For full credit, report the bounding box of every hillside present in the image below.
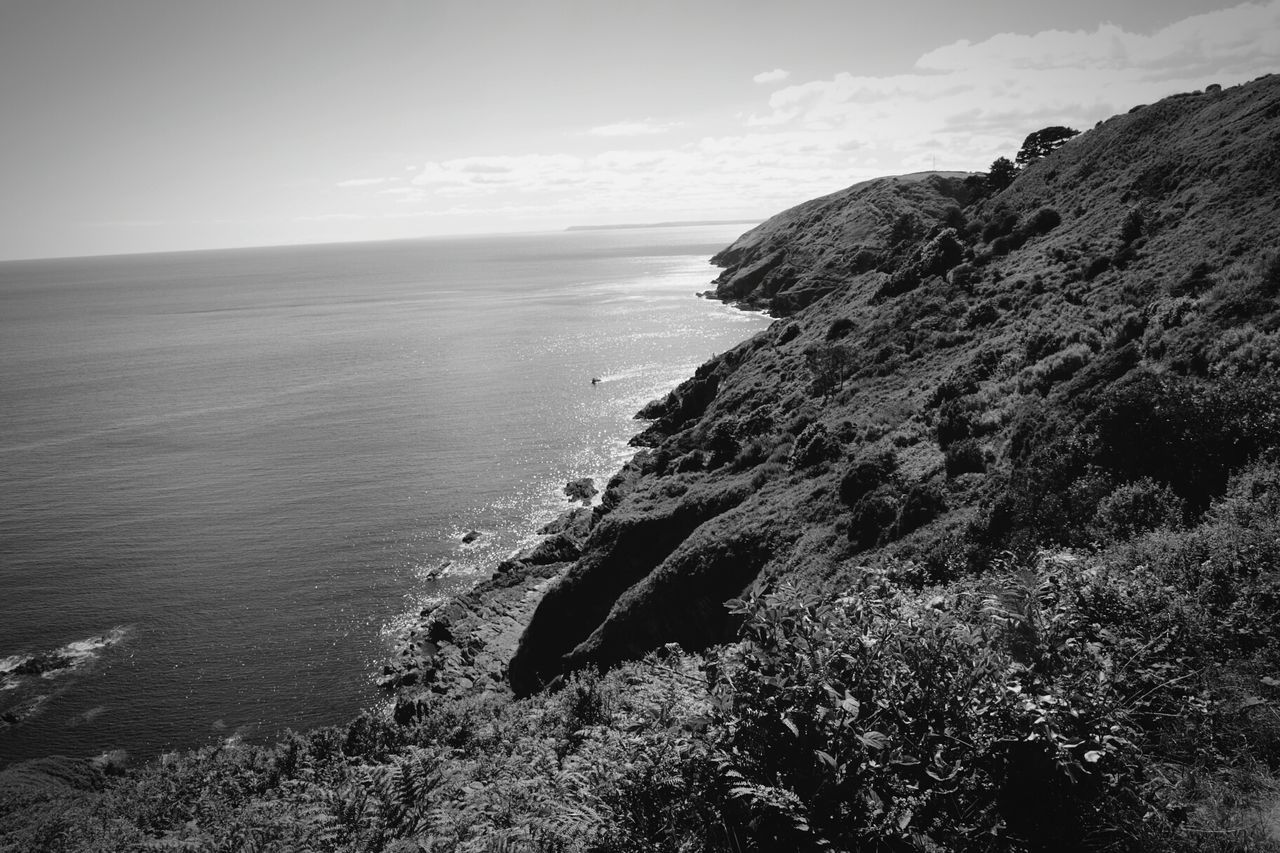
[507,73,1280,696]
[5,74,1280,852]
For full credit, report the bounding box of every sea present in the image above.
[0,225,771,769]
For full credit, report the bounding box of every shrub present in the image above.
[1083,255,1111,281]
[838,449,897,506]
[935,398,975,448]
[944,438,986,478]
[1021,342,1092,393]
[990,232,1025,256]
[709,577,1144,852]
[731,437,770,471]
[675,450,706,473]
[848,486,899,549]
[963,300,999,328]
[894,482,946,536]
[705,420,740,468]
[949,262,979,290]
[1089,477,1185,542]
[1021,207,1062,238]
[790,422,837,469]
[825,317,855,340]
[1168,261,1214,297]
[1119,207,1144,244]
[804,342,855,397]
[982,212,1018,242]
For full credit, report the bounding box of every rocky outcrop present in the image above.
[507,479,754,696]
[563,477,597,504]
[385,507,596,716]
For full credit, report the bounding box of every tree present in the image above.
[986,156,1017,192]
[804,342,855,398]
[1015,126,1080,167]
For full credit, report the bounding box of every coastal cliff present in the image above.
[505,74,1280,697]
[8,74,1280,852]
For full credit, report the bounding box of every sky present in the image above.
[0,0,1277,260]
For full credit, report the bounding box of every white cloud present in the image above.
[753,68,791,84]
[336,177,389,188]
[588,119,682,137]
[294,212,368,222]
[746,1,1280,173]
[389,3,1279,228]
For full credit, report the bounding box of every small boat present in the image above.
[590,377,600,385]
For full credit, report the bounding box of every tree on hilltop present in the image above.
[986,156,1017,192]
[1016,125,1080,167]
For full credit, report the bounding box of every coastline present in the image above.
[382,331,753,715]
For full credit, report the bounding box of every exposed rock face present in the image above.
[506,75,1280,697]
[507,478,756,695]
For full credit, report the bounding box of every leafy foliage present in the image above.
[1016,126,1080,167]
[987,157,1018,192]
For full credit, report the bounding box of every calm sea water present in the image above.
[0,226,770,768]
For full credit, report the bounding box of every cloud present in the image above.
[588,119,682,137]
[336,177,389,188]
[753,68,791,84]
[294,212,368,222]
[918,3,1280,76]
[746,0,1280,172]
[388,3,1279,229]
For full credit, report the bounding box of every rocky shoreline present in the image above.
[383,460,648,717]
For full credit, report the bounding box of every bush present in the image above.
[894,482,946,536]
[949,262,979,290]
[1119,207,1144,244]
[1089,477,1184,542]
[825,317,856,340]
[963,300,999,328]
[944,438,986,478]
[705,420,740,468]
[936,398,975,448]
[838,449,897,506]
[1084,255,1111,281]
[982,212,1018,242]
[804,342,855,397]
[709,578,1145,851]
[848,487,899,549]
[790,422,837,469]
[1021,207,1062,238]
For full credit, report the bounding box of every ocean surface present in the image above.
[0,226,771,768]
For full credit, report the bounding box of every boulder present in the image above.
[563,477,598,504]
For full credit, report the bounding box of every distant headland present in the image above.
[565,219,760,232]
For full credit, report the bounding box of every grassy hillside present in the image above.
[6,75,1280,852]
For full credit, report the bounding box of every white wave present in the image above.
[0,626,131,684]
[51,626,130,673]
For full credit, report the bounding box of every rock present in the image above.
[461,530,482,544]
[90,750,129,776]
[14,652,73,677]
[538,507,593,538]
[564,477,598,504]
[523,533,582,565]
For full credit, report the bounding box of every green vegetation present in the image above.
[1016,126,1080,167]
[9,467,1280,849]
[7,76,1280,852]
